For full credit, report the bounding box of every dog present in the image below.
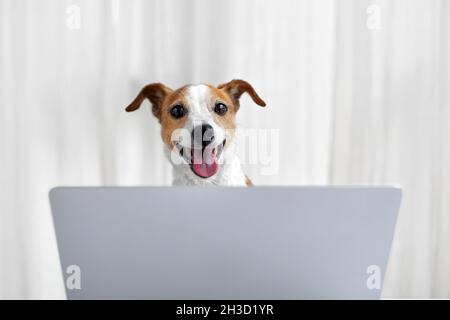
[125,79,266,186]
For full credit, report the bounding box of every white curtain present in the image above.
[0,0,448,299]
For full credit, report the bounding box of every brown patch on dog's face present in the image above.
[158,86,190,148]
[126,84,190,149]
[206,85,237,133]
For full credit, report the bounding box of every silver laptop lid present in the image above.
[49,186,401,299]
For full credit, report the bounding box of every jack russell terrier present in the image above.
[125,79,266,186]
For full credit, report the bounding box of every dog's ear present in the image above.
[125,83,173,119]
[218,79,266,110]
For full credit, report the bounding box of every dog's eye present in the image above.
[214,102,228,115]
[170,105,186,119]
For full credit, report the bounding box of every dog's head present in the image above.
[125,80,266,179]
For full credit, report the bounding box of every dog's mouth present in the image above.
[176,139,226,178]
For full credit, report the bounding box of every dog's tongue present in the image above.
[192,149,219,178]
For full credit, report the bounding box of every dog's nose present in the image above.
[192,123,214,148]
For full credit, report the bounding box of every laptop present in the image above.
[49,186,401,299]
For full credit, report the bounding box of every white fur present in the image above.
[180,85,226,148]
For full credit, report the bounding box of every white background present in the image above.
[0,0,449,299]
